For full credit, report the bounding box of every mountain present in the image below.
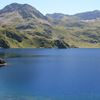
[0,3,49,26]
[47,11,100,48]
[47,10,100,21]
[0,3,70,48]
[46,13,68,20]
[74,10,100,20]
[0,3,46,19]
[0,3,100,48]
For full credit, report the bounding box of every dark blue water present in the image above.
[0,48,100,100]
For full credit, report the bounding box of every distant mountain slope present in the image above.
[47,10,100,21]
[46,13,68,20]
[47,11,100,48]
[74,10,100,20]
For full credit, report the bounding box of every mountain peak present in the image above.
[0,3,24,13]
[0,3,46,19]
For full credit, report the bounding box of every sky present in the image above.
[0,0,100,15]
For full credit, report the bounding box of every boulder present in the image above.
[0,58,6,66]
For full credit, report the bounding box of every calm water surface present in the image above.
[0,48,100,100]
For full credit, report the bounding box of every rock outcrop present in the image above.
[53,40,70,48]
[0,39,10,48]
[0,58,6,66]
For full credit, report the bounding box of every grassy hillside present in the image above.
[47,14,100,48]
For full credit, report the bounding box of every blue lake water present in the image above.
[0,48,100,100]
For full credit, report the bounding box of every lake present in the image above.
[0,48,100,100]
